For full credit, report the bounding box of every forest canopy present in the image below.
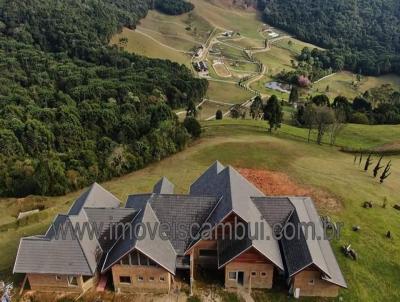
[155,0,195,15]
[263,0,400,76]
[0,0,206,197]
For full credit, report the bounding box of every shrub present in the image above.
[351,112,370,124]
[187,296,201,302]
[183,117,201,138]
[216,110,223,120]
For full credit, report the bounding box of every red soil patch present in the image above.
[238,168,342,213]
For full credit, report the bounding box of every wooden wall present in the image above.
[190,240,217,280]
[291,269,340,297]
[224,248,274,289]
[112,264,171,294]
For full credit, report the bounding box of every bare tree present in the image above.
[373,155,384,178]
[380,161,392,184]
[303,103,317,143]
[330,109,347,146]
[315,106,335,145]
[364,153,373,171]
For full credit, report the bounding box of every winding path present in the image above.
[134,28,191,54]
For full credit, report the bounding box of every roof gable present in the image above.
[153,177,174,194]
[282,197,347,288]
[102,204,177,274]
[68,183,120,215]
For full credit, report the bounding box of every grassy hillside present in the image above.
[110,27,191,66]
[1,119,400,301]
[251,38,400,100]
[205,81,254,103]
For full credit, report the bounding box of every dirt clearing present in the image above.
[238,168,342,213]
[213,62,232,77]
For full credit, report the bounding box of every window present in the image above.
[130,251,139,265]
[228,272,237,280]
[121,254,130,265]
[68,276,78,287]
[137,276,144,282]
[149,276,155,282]
[199,249,217,257]
[159,276,166,282]
[119,276,131,284]
[139,253,148,266]
[251,272,257,277]
[55,275,61,281]
[261,272,267,278]
[309,279,315,286]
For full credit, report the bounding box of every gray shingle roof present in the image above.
[218,234,252,268]
[153,177,174,194]
[252,197,294,234]
[14,184,121,276]
[84,207,138,252]
[13,214,98,276]
[102,204,177,274]
[145,195,219,255]
[188,162,284,270]
[287,197,347,288]
[68,183,121,215]
[125,194,153,210]
[280,210,313,276]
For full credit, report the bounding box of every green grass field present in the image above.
[110,28,191,66]
[273,37,324,55]
[190,0,265,40]
[2,119,399,301]
[197,101,232,120]
[206,81,254,104]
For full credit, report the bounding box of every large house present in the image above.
[13,161,347,298]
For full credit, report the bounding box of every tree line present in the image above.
[0,0,206,197]
[292,85,400,126]
[155,0,194,15]
[261,0,400,76]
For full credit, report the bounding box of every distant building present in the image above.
[194,46,204,57]
[193,61,208,73]
[222,31,234,37]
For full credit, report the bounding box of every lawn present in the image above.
[139,10,213,44]
[205,81,254,104]
[197,101,232,120]
[222,37,265,50]
[190,0,265,40]
[1,119,400,301]
[254,47,295,75]
[109,28,191,66]
[273,37,324,55]
[206,119,400,150]
[137,27,201,51]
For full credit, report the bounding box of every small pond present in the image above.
[265,81,291,93]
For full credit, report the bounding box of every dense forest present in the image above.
[262,0,400,76]
[0,0,205,197]
[155,0,194,15]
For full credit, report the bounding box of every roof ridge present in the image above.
[146,203,177,257]
[303,197,333,278]
[289,197,331,278]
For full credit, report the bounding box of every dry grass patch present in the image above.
[238,168,342,213]
[213,62,232,77]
